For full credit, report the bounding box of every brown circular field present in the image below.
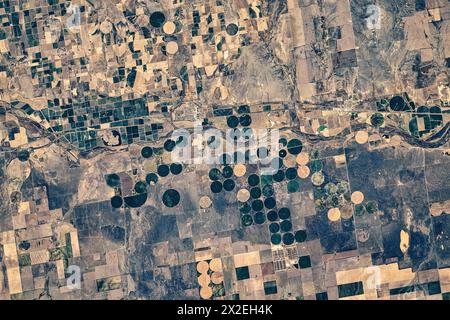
[136,15,149,27]
[237,189,250,202]
[200,286,213,299]
[100,21,113,34]
[209,258,222,272]
[163,21,176,34]
[166,41,179,55]
[340,204,354,220]
[311,171,324,186]
[355,131,369,144]
[296,152,310,166]
[351,191,364,204]
[198,274,211,287]
[199,196,212,209]
[211,272,224,285]
[297,165,310,179]
[284,155,297,167]
[196,260,209,274]
[233,164,246,177]
[390,135,402,146]
[327,208,341,222]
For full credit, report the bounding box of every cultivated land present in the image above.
[0,0,449,300]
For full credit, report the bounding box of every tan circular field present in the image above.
[296,152,310,166]
[136,15,149,27]
[199,196,212,209]
[233,164,246,177]
[200,286,213,299]
[297,165,310,179]
[390,135,402,146]
[351,191,364,204]
[209,258,222,272]
[198,274,211,287]
[327,208,341,222]
[196,260,209,274]
[166,41,179,55]
[237,189,250,202]
[100,21,113,34]
[284,155,297,168]
[163,21,176,34]
[355,131,369,144]
[340,204,354,220]
[311,171,324,186]
[211,272,224,285]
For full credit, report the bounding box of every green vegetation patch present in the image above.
[146,173,158,185]
[18,150,30,162]
[389,95,407,111]
[251,199,263,211]
[287,139,303,155]
[354,204,366,216]
[254,212,266,225]
[298,256,311,269]
[96,276,122,292]
[162,189,180,207]
[267,210,278,222]
[124,193,147,208]
[209,168,222,181]
[105,174,121,188]
[223,179,235,191]
[226,115,239,128]
[111,196,123,208]
[270,233,281,245]
[282,232,295,245]
[241,214,253,227]
[365,201,379,214]
[370,113,385,127]
[248,174,260,187]
[269,222,280,233]
[134,181,147,194]
[287,180,300,193]
[338,281,364,298]
[262,184,274,197]
[18,253,31,267]
[264,280,278,295]
[278,208,290,220]
[235,266,250,280]
[150,11,166,28]
[65,233,73,258]
[226,23,239,36]
[295,230,307,243]
[210,181,223,193]
[141,147,153,158]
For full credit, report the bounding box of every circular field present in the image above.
[162,189,180,207]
